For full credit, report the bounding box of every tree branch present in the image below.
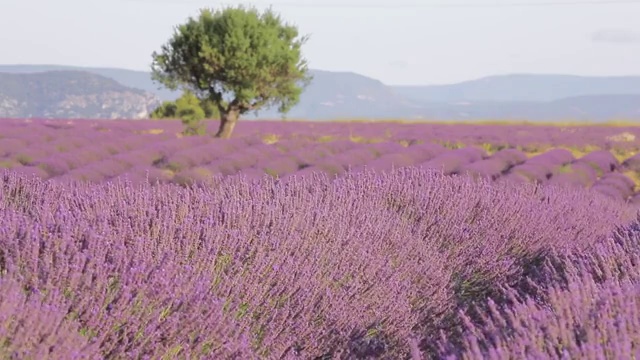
[242,98,268,113]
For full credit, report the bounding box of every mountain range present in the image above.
[0,70,160,119]
[1,64,639,122]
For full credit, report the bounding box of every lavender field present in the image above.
[2,118,640,359]
[2,119,640,201]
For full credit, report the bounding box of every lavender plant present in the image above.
[0,167,630,358]
[437,215,640,360]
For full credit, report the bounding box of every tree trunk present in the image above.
[215,110,239,139]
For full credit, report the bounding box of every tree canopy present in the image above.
[150,91,220,135]
[151,5,311,138]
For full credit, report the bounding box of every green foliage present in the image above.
[151,91,215,136]
[175,91,206,136]
[200,98,219,119]
[0,160,17,169]
[14,154,34,166]
[151,5,311,138]
[150,101,178,119]
[558,164,574,174]
[151,91,220,120]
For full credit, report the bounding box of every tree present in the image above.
[150,91,217,135]
[150,101,178,119]
[174,91,207,135]
[152,91,220,121]
[199,98,220,119]
[151,6,311,139]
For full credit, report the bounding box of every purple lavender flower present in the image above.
[576,150,619,175]
[420,147,487,175]
[459,158,511,180]
[622,153,640,172]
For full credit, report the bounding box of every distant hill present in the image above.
[1,64,639,121]
[257,69,421,120]
[0,65,418,120]
[0,65,413,117]
[0,71,161,119]
[392,74,640,103]
[0,64,181,102]
[408,94,640,121]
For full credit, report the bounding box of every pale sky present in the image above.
[1,0,639,85]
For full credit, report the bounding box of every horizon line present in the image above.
[1,62,640,86]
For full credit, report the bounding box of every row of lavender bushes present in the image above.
[3,119,640,152]
[0,168,638,359]
[0,119,640,169]
[3,120,640,206]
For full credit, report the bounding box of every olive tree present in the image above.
[151,6,311,138]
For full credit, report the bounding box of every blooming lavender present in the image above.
[0,166,632,358]
[622,153,640,171]
[0,277,101,359]
[488,148,528,166]
[438,277,640,360]
[508,149,575,183]
[437,215,640,360]
[419,147,487,175]
[576,150,620,176]
[1,118,640,358]
[459,159,511,180]
[591,172,636,201]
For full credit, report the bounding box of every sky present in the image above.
[1,0,639,85]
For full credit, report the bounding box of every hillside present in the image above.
[0,64,181,102]
[392,74,640,103]
[256,69,421,120]
[0,71,161,119]
[0,65,417,120]
[1,65,640,121]
[406,94,640,121]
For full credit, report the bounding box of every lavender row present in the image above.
[437,215,640,359]
[3,118,640,151]
[6,146,640,205]
[0,168,631,358]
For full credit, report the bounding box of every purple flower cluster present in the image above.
[576,150,620,176]
[591,172,636,201]
[0,277,101,358]
[622,152,640,172]
[437,215,640,359]
[459,149,528,180]
[2,119,640,201]
[0,168,634,358]
[6,118,639,152]
[507,149,575,183]
[548,165,596,190]
[419,147,487,175]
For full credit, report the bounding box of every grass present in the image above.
[0,160,17,169]
[261,133,280,144]
[516,144,548,158]
[479,142,509,155]
[557,164,574,174]
[316,135,335,143]
[623,170,640,192]
[438,140,467,150]
[612,148,638,163]
[584,162,605,178]
[348,134,387,144]
[14,154,34,166]
[136,128,165,135]
[557,145,601,159]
